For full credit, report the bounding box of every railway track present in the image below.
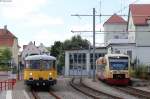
[115,86,150,99]
[31,88,61,99]
[31,89,40,99]
[70,78,122,99]
[49,90,61,99]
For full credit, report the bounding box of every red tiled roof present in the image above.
[104,13,127,24]
[130,4,150,26]
[0,29,15,47]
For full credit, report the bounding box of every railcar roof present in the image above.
[25,55,56,60]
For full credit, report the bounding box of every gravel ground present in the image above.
[133,86,150,92]
[38,92,55,99]
[83,78,137,99]
[13,77,91,99]
[4,77,150,99]
[51,77,92,99]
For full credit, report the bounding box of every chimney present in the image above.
[4,25,7,34]
[34,41,35,45]
[4,25,7,30]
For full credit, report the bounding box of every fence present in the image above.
[0,79,16,91]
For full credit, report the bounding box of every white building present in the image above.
[106,4,150,65]
[65,47,106,76]
[103,13,128,45]
[21,42,50,65]
[21,42,40,64]
[38,43,50,55]
[127,4,150,65]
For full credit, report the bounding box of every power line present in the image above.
[71,14,150,17]
[116,0,140,14]
[71,30,150,33]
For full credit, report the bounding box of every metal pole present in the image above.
[88,44,91,78]
[81,53,82,80]
[77,50,78,77]
[93,8,96,81]
[73,53,75,77]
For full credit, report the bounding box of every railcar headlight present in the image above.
[29,72,32,76]
[49,72,52,76]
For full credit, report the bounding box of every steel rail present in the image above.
[70,78,122,99]
[31,90,40,99]
[49,91,61,99]
[115,86,150,99]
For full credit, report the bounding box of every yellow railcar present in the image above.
[24,55,57,86]
[96,54,130,85]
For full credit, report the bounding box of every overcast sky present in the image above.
[0,0,150,49]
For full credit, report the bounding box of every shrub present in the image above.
[131,64,149,79]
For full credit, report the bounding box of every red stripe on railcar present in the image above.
[105,78,130,85]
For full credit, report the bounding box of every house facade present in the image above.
[103,14,128,45]
[0,25,20,67]
[38,43,50,55]
[127,4,150,65]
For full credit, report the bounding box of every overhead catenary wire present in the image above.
[71,30,150,33]
[116,0,140,14]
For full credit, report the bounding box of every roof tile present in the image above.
[104,13,127,24]
[130,4,150,25]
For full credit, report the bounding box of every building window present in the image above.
[114,35,119,39]
[90,53,105,69]
[127,50,132,59]
[114,49,120,54]
[69,54,73,69]
[69,53,86,70]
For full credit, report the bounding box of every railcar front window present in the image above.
[109,57,128,70]
[43,60,54,69]
[30,60,40,69]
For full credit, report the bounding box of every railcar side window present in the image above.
[25,60,30,68]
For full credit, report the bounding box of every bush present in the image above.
[131,64,149,79]
[0,65,11,71]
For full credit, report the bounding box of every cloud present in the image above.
[32,29,74,46]
[0,0,63,27]
[1,0,48,19]
[26,14,64,27]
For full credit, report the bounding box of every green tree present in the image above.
[2,48,12,60]
[0,48,12,70]
[50,35,90,74]
[63,35,90,50]
[50,41,63,58]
